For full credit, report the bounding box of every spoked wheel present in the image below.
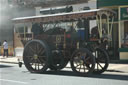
[49,51,69,70]
[92,48,109,74]
[23,40,50,73]
[70,48,95,76]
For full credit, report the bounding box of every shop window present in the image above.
[122,21,128,48]
[17,27,27,33]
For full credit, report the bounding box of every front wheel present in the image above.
[70,48,95,76]
[92,48,109,74]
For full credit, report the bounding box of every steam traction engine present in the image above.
[13,8,115,76]
[23,27,95,75]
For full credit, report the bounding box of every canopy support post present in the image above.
[110,16,114,35]
[24,24,26,41]
[96,15,100,38]
[99,14,102,38]
[107,15,110,36]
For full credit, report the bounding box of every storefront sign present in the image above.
[97,0,128,8]
[121,7,128,20]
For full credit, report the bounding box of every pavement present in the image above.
[0,56,19,64]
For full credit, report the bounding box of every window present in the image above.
[122,21,128,48]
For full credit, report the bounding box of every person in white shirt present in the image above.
[3,40,8,57]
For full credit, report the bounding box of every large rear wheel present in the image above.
[23,40,50,73]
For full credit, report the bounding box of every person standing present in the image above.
[3,40,8,58]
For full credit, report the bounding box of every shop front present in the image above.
[118,6,128,60]
[97,0,128,61]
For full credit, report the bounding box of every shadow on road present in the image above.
[106,69,125,73]
[38,70,128,81]
[0,64,13,68]
[91,73,128,81]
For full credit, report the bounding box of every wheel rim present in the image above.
[23,40,49,73]
[71,48,95,75]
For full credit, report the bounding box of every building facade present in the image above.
[0,0,14,55]
[0,0,35,56]
[97,0,128,61]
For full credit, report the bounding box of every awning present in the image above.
[12,8,116,23]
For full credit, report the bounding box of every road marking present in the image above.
[0,79,28,84]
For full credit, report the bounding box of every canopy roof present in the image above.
[12,8,116,23]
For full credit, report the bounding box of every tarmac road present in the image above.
[0,62,128,85]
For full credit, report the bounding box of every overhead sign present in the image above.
[120,7,128,20]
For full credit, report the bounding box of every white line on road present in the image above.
[0,79,28,84]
